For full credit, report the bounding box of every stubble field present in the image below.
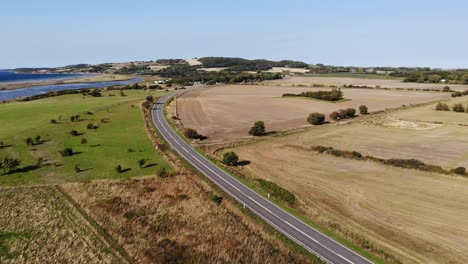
[176,85,450,141]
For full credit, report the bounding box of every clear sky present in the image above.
[1,0,467,69]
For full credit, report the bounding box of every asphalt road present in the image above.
[152,90,374,264]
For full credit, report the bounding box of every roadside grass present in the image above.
[0,186,127,263]
[0,89,172,186]
[161,96,383,264]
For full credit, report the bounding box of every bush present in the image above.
[59,148,73,157]
[89,90,101,97]
[184,128,201,139]
[70,130,79,136]
[345,108,356,117]
[442,86,451,92]
[146,95,154,102]
[222,151,239,166]
[210,194,223,205]
[307,112,325,125]
[248,121,266,136]
[50,119,58,124]
[156,167,169,178]
[87,123,98,130]
[435,102,449,111]
[282,89,343,101]
[115,165,123,173]
[25,137,34,146]
[81,138,87,144]
[329,111,340,121]
[359,105,368,115]
[452,167,466,175]
[453,103,465,112]
[138,159,146,168]
[257,179,296,205]
[451,91,462,97]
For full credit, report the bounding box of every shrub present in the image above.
[81,138,87,144]
[307,112,325,125]
[359,105,368,115]
[435,102,449,111]
[70,130,79,136]
[156,167,168,178]
[453,103,465,112]
[59,148,73,157]
[452,167,466,175]
[451,91,462,97]
[184,128,201,139]
[50,119,58,124]
[442,86,451,92]
[329,111,340,121]
[115,165,123,173]
[248,121,266,136]
[25,137,34,146]
[146,95,154,102]
[89,90,101,97]
[87,123,98,129]
[210,194,223,205]
[74,165,81,173]
[257,179,296,205]
[138,159,146,168]
[222,151,239,166]
[345,108,356,117]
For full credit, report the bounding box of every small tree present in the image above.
[442,86,451,92]
[70,116,76,122]
[120,90,125,96]
[138,159,146,168]
[59,148,74,157]
[307,113,325,125]
[184,128,201,139]
[248,121,266,136]
[453,103,465,113]
[74,165,81,173]
[25,137,34,146]
[146,95,154,102]
[210,194,223,205]
[1,157,21,174]
[81,138,88,144]
[222,151,239,166]
[359,105,368,115]
[36,157,44,168]
[70,130,79,136]
[115,165,123,173]
[34,135,41,143]
[50,119,58,124]
[345,108,356,117]
[435,102,449,111]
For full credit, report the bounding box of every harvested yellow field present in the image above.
[176,85,450,141]
[231,123,468,263]
[265,76,468,90]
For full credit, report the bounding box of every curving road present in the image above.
[152,90,374,264]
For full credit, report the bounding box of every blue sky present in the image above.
[1,0,467,68]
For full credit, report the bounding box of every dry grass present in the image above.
[176,85,449,141]
[264,76,468,90]
[266,67,310,73]
[185,59,202,66]
[62,174,310,264]
[0,186,127,263]
[229,120,468,263]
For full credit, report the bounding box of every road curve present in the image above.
[152,90,374,264]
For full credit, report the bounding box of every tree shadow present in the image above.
[145,163,157,168]
[236,160,251,166]
[263,131,277,136]
[2,163,51,175]
[33,139,51,146]
[199,135,209,140]
[0,144,12,149]
[90,144,101,148]
[121,168,132,173]
[77,168,93,172]
[70,151,83,156]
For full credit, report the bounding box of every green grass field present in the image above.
[0,89,172,186]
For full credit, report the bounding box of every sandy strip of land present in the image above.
[0,74,132,90]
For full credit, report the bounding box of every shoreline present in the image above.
[0,73,133,90]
